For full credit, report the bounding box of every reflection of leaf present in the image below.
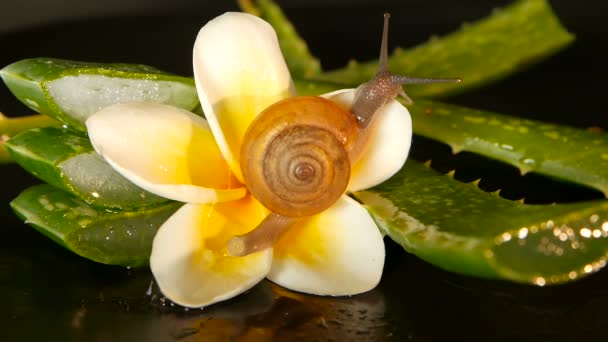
[311,0,574,98]
[355,161,608,285]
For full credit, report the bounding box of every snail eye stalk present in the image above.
[351,13,461,127]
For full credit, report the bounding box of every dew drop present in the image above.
[580,228,592,238]
[590,214,600,224]
[521,158,536,167]
[145,281,153,296]
[518,227,528,239]
[534,277,546,286]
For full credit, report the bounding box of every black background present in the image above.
[1,0,608,341]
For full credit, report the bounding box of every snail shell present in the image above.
[240,96,360,217]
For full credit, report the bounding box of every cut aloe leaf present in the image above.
[0,113,59,164]
[355,161,608,285]
[11,184,180,267]
[238,0,322,78]
[408,99,608,196]
[311,0,574,98]
[0,58,199,131]
[4,127,168,210]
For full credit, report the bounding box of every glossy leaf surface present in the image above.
[0,58,199,131]
[5,127,168,210]
[0,113,59,163]
[408,99,608,196]
[355,161,608,285]
[11,184,181,267]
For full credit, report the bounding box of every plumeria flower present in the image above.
[86,12,412,308]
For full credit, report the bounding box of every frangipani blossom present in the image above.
[86,12,413,308]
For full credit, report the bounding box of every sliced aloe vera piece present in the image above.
[11,184,180,267]
[0,113,59,163]
[4,127,167,210]
[238,0,322,78]
[311,0,574,98]
[355,161,608,285]
[408,99,608,196]
[0,58,199,131]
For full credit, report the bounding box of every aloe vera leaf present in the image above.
[6,78,606,201]
[355,160,608,285]
[294,78,608,196]
[4,127,168,210]
[0,113,59,163]
[11,184,180,267]
[408,99,608,196]
[0,58,199,131]
[238,0,322,78]
[311,0,574,98]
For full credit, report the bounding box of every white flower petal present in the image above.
[268,195,385,296]
[150,197,272,308]
[86,102,245,204]
[193,12,295,181]
[323,89,412,192]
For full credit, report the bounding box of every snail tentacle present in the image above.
[227,213,296,257]
[351,13,461,127]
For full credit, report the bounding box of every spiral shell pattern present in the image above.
[240,96,358,217]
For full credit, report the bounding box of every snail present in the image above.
[227,13,460,257]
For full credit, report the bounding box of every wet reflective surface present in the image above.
[2,1,608,340]
[5,207,608,340]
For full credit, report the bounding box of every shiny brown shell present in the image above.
[240,96,359,217]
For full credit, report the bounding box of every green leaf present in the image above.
[409,99,608,196]
[0,113,59,164]
[0,58,199,131]
[311,0,574,98]
[294,79,608,197]
[10,184,180,267]
[4,127,168,210]
[355,160,608,285]
[238,0,322,78]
